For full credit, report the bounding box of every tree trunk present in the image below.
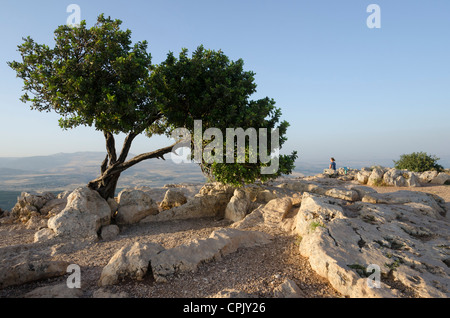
[88,171,121,200]
[87,131,180,200]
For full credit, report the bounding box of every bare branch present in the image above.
[89,140,180,185]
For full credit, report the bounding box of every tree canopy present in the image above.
[394,152,443,173]
[150,46,297,186]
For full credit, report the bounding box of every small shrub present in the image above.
[294,235,303,246]
[371,178,385,187]
[393,152,443,173]
[385,257,404,272]
[310,221,325,232]
[347,264,370,278]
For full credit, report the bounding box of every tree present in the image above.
[393,152,443,172]
[150,46,298,186]
[8,15,297,199]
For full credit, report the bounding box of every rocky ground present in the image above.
[0,214,340,298]
[0,170,448,299]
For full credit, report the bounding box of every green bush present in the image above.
[393,152,443,173]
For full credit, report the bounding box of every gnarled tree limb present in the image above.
[88,140,180,187]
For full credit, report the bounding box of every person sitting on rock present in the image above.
[329,158,336,171]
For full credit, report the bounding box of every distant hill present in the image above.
[0,152,207,210]
[0,152,206,191]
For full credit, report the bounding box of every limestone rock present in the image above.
[383,168,408,187]
[367,168,385,186]
[34,228,57,243]
[141,183,234,223]
[294,193,345,236]
[231,207,264,229]
[47,187,111,240]
[25,215,48,230]
[107,198,119,215]
[100,224,120,241]
[224,189,251,222]
[255,189,278,203]
[100,228,271,285]
[0,260,69,289]
[116,189,159,225]
[405,171,420,187]
[356,170,371,184]
[278,180,326,195]
[418,171,439,183]
[349,185,377,199]
[99,242,165,286]
[151,228,272,282]
[196,183,235,218]
[40,198,67,216]
[323,169,338,177]
[361,190,446,217]
[294,189,449,298]
[48,210,100,241]
[160,189,188,210]
[57,190,72,200]
[325,188,359,202]
[431,172,450,185]
[260,197,293,229]
[11,192,57,221]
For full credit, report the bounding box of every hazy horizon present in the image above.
[0,150,448,211]
[1,150,448,172]
[1,1,449,166]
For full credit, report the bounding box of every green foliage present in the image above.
[385,257,404,272]
[369,177,385,187]
[310,221,325,232]
[393,152,443,172]
[150,46,298,186]
[294,235,303,246]
[347,264,370,278]
[8,15,156,134]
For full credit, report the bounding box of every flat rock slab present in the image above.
[152,228,272,282]
[294,191,449,298]
[100,228,272,285]
[0,260,70,289]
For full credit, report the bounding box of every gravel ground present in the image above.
[0,216,341,298]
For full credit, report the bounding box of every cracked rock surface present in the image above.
[291,184,449,298]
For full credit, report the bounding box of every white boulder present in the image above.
[46,187,111,240]
[224,189,251,222]
[116,189,159,225]
[431,172,450,185]
[160,189,188,210]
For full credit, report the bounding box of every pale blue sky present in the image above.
[0,0,449,169]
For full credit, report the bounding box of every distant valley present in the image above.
[0,152,207,210]
[0,152,434,211]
